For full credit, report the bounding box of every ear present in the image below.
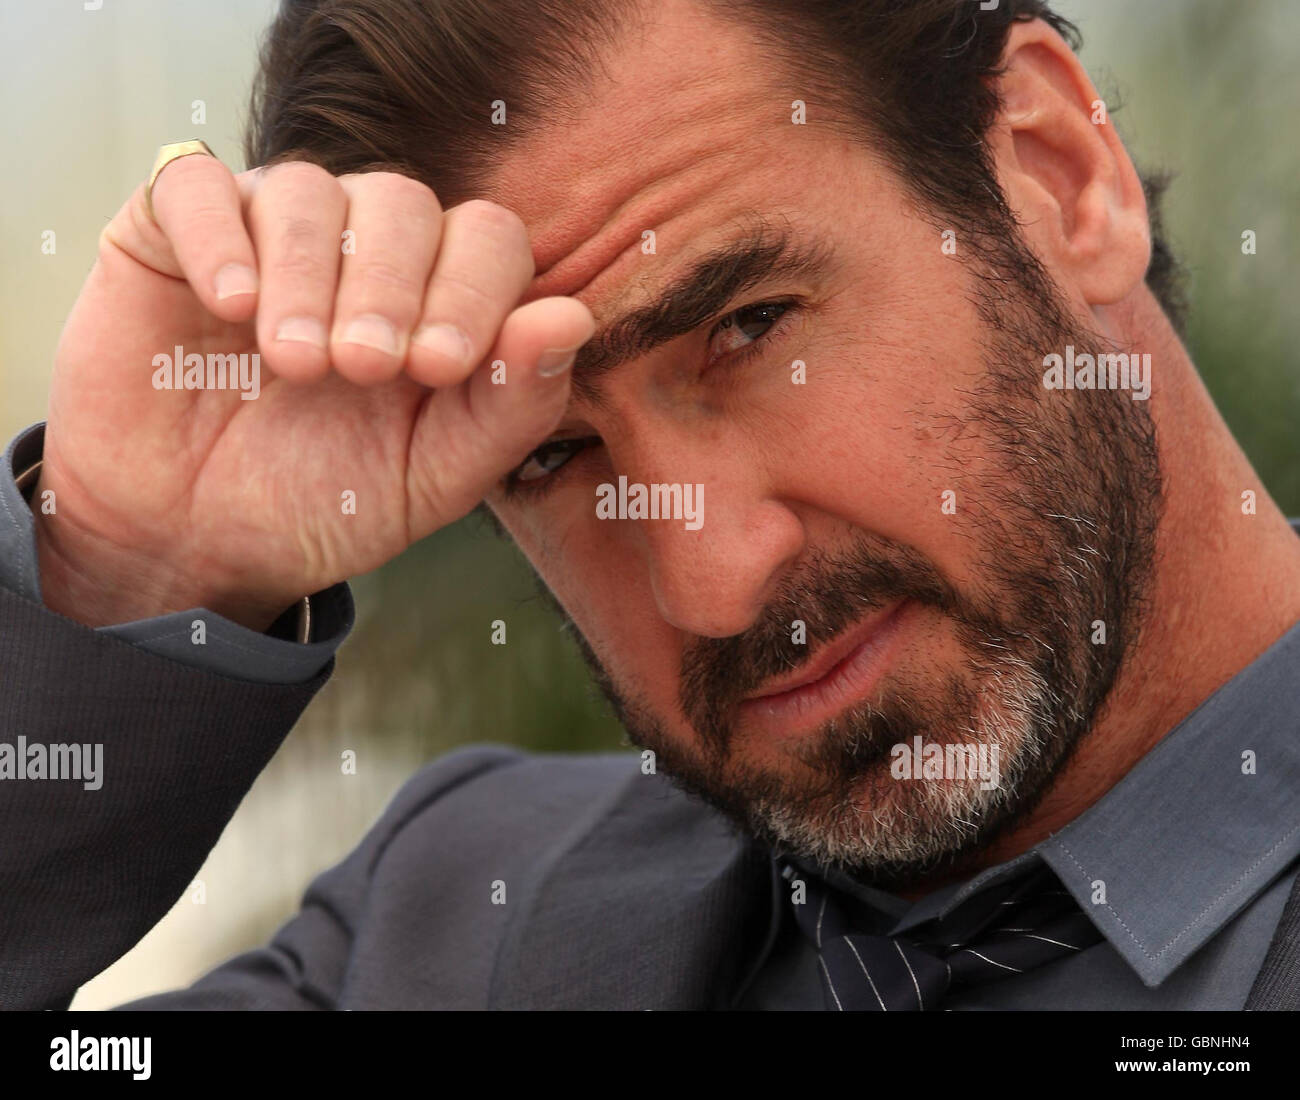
[985,19,1151,307]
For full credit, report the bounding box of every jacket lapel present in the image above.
[487,768,773,1009]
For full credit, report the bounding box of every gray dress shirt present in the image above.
[4,419,1298,1009]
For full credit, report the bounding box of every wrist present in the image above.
[28,471,291,633]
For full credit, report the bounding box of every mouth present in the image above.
[736,599,911,737]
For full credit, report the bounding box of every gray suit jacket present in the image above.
[0,582,1296,1010]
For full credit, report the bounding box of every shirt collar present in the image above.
[741,527,1300,993]
[1037,609,1300,986]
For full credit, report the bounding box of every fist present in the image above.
[36,154,594,631]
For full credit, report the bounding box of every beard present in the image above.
[540,233,1163,889]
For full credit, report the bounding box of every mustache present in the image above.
[678,536,964,751]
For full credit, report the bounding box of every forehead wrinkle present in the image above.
[523,138,754,303]
[570,213,836,404]
[493,12,809,300]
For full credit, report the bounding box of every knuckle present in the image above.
[454,199,530,246]
[368,171,442,211]
[274,253,329,284]
[272,218,331,279]
[277,213,324,249]
[348,256,422,300]
[428,267,499,315]
[183,201,238,236]
[263,159,340,197]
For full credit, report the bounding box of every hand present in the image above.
[34,156,592,632]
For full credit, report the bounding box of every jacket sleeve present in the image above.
[113,744,524,1010]
[0,581,336,1010]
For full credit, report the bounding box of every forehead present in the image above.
[477,0,853,312]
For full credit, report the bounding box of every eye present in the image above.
[501,299,798,501]
[706,299,796,367]
[502,435,598,497]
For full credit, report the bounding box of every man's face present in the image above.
[481,1,1159,883]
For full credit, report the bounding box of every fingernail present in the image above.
[412,322,472,368]
[275,316,327,348]
[215,262,258,301]
[339,313,401,356]
[536,346,578,377]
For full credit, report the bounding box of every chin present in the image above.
[726,660,1065,879]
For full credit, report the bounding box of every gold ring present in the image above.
[145,139,217,222]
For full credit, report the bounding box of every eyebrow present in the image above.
[569,218,837,403]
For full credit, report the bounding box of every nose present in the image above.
[617,449,806,639]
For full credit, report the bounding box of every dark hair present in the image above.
[245,0,1187,332]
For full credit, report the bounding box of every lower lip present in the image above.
[736,601,910,738]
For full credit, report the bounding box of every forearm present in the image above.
[0,581,334,1010]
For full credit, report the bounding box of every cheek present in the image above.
[756,290,997,587]
[509,516,688,716]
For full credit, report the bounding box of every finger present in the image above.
[247,162,348,383]
[405,296,597,532]
[406,199,536,388]
[105,154,260,324]
[330,172,443,385]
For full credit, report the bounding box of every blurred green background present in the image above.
[0,0,1296,1007]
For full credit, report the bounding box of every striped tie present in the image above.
[786,863,1103,1011]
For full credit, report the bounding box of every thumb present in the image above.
[404,295,596,535]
